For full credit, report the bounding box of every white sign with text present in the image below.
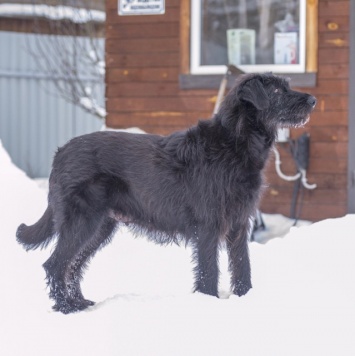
[118,0,165,16]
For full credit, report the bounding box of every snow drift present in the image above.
[1,140,354,356]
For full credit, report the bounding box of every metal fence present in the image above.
[0,31,103,177]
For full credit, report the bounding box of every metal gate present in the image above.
[0,31,103,177]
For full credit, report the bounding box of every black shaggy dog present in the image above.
[17,73,316,314]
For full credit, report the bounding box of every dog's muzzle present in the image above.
[307,95,317,108]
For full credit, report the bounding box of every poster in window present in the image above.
[274,32,298,65]
[227,29,256,66]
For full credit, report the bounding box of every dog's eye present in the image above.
[274,88,281,93]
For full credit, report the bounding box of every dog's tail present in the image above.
[16,205,55,251]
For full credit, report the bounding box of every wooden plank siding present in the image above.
[105,0,350,221]
[262,0,350,220]
[105,0,215,134]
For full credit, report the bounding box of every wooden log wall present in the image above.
[262,0,350,221]
[105,0,214,133]
[105,0,350,221]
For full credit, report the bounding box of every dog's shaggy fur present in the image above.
[17,73,316,314]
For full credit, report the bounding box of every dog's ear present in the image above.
[238,78,269,110]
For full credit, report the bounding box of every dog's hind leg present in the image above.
[192,228,220,297]
[64,217,117,306]
[226,224,252,297]
[43,214,116,314]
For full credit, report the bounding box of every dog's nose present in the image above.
[307,95,317,108]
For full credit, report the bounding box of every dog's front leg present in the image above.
[226,225,252,297]
[192,230,220,298]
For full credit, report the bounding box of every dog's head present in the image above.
[220,73,316,133]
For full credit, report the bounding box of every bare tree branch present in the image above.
[28,0,106,119]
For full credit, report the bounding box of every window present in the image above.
[190,0,307,74]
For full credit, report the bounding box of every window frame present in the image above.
[180,0,318,88]
[191,0,307,75]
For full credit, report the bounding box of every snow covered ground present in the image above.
[1,139,355,356]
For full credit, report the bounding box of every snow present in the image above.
[79,96,107,118]
[100,125,147,134]
[80,86,107,119]
[0,3,105,23]
[88,51,106,76]
[1,139,355,356]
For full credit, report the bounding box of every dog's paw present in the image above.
[194,286,219,298]
[233,280,252,297]
[53,298,95,314]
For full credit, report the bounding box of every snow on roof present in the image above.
[0,3,105,23]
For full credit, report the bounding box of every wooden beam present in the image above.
[180,0,190,74]
[306,0,319,72]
